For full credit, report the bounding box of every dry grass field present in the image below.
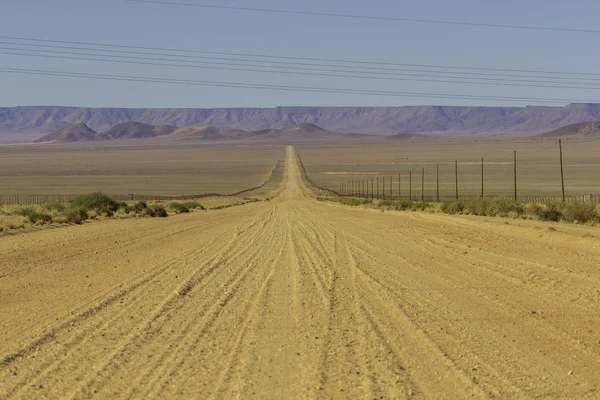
[0,142,285,196]
[297,138,600,200]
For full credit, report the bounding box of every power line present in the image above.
[4,47,600,91]
[2,41,600,84]
[2,35,600,78]
[125,0,600,34]
[1,67,598,104]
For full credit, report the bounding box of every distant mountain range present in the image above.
[35,122,371,143]
[3,103,600,142]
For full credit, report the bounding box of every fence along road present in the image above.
[1,146,600,398]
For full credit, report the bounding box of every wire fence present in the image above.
[296,144,599,205]
[0,159,285,206]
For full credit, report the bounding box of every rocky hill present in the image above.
[35,123,98,143]
[538,121,600,138]
[3,103,600,142]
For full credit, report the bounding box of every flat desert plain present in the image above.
[1,145,600,398]
[0,142,285,196]
[297,138,600,199]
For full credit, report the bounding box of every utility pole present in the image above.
[559,139,565,202]
[398,173,401,200]
[436,164,440,202]
[514,151,517,202]
[421,168,425,201]
[390,176,393,199]
[455,160,459,201]
[371,178,374,200]
[481,157,484,199]
[377,177,379,200]
[409,171,412,201]
[383,177,386,200]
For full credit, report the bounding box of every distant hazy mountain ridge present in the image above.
[3,104,600,140]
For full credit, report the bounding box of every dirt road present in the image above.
[2,146,600,399]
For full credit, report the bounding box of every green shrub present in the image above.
[441,201,464,215]
[65,208,88,224]
[169,202,190,213]
[562,202,598,223]
[70,192,119,214]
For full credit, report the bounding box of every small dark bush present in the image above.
[441,201,464,215]
[169,202,190,213]
[15,207,37,218]
[133,201,148,213]
[65,208,88,224]
[70,192,119,214]
[149,205,168,218]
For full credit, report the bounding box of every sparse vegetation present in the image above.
[317,194,599,227]
[0,193,234,233]
[440,198,599,225]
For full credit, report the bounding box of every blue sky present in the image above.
[1,0,599,108]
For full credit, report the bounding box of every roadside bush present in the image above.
[41,203,67,213]
[145,205,168,218]
[463,198,524,217]
[169,202,190,213]
[70,192,119,214]
[487,198,523,217]
[524,203,563,222]
[15,207,37,218]
[464,198,489,216]
[133,200,148,213]
[376,200,414,210]
[181,201,205,210]
[410,201,432,211]
[65,208,88,224]
[441,201,464,215]
[562,201,598,223]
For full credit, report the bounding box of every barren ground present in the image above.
[1,146,600,399]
